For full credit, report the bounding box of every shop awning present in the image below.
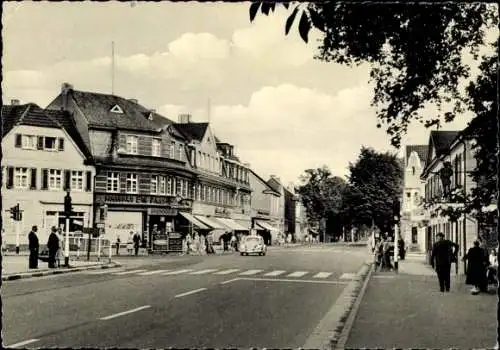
[214,217,249,231]
[255,220,279,232]
[194,215,227,230]
[179,212,210,230]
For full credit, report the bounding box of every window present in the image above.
[48,169,62,190]
[107,172,120,192]
[170,142,176,159]
[151,175,158,194]
[126,136,138,154]
[178,145,183,161]
[110,104,123,114]
[71,171,84,191]
[406,192,411,198]
[159,176,166,195]
[182,179,188,198]
[22,135,37,149]
[414,192,419,205]
[167,176,173,195]
[196,184,201,200]
[411,227,418,244]
[58,138,65,151]
[14,167,29,188]
[126,173,138,193]
[412,166,415,175]
[152,139,161,157]
[176,178,182,196]
[44,137,57,151]
[197,151,202,167]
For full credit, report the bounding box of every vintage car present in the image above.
[239,235,266,256]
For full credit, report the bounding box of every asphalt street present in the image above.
[3,245,370,348]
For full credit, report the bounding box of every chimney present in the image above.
[61,82,73,111]
[128,98,138,104]
[11,99,20,106]
[178,113,192,124]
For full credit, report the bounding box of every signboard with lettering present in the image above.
[106,211,143,241]
[95,193,192,209]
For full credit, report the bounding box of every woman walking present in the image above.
[463,240,489,294]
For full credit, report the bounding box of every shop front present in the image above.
[253,218,280,245]
[95,193,193,251]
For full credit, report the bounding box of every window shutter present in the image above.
[64,170,71,191]
[58,138,65,151]
[37,136,44,150]
[85,171,92,192]
[30,168,37,190]
[15,134,22,148]
[7,167,14,189]
[42,169,48,190]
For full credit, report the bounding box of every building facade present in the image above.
[421,130,478,272]
[2,102,95,247]
[248,169,281,244]
[47,84,195,245]
[401,145,428,252]
[266,176,286,238]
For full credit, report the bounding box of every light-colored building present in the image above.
[266,176,286,237]
[401,145,428,252]
[248,169,281,244]
[2,102,95,247]
[421,130,478,272]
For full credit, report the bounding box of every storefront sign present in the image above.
[150,208,178,216]
[96,193,192,208]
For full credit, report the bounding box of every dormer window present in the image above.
[412,166,415,175]
[110,104,123,114]
[148,113,154,121]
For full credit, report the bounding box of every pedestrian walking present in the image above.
[127,232,134,255]
[382,236,395,270]
[56,227,63,267]
[398,237,406,260]
[230,234,237,252]
[487,248,498,285]
[28,225,39,269]
[133,232,141,256]
[47,227,60,268]
[463,240,489,295]
[115,235,121,256]
[430,232,459,292]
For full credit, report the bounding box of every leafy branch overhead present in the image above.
[249,1,498,148]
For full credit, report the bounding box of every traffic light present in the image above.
[10,204,22,221]
[64,192,73,217]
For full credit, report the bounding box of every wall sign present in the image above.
[96,193,192,208]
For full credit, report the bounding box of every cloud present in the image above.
[159,84,393,184]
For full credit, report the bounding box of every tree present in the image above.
[249,2,498,148]
[295,166,347,237]
[345,147,404,234]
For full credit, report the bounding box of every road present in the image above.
[3,244,370,348]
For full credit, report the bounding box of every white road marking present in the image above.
[220,278,241,285]
[239,269,263,276]
[340,273,357,280]
[238,277,348,285]
[162,269,194,275]
[113,269,147,275]
[174,288,207,298]
[214,269,240,275]
[287,271,308,278]
[7,339,40,348]
[189,269,218,275]
[99,305,151,321]
[264,270,286,277]
[84,269,125,275]
[138,269,170,276]
[313,272,333,279]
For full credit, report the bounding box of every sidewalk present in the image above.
[1,255,120,281]
[342,254,497,349]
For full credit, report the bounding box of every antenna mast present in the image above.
[207,98,211,123]
[111,41,115,95]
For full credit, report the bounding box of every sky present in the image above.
[2,2,495,186]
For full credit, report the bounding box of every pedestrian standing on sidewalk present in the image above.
[28,225,39,269]
[115,235,121,256]
[431,232,459,292]
[463,240,489,295]
[47,227,60,268]
[133,232,141,256]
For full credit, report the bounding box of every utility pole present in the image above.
[64,190,73,267]
[111,41,115,95]
[393,198,401,272]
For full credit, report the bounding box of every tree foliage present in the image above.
[249,2,498,148]
[345,147,404,233]
[295,166,347,231]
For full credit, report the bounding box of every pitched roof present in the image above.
[267,177,282,193]
[174,123,209,142]
[249,168,281,196]
[2,103,62,137]
[431,130,459,155]
[148,114,185,139]
[52,89,164,132]
[405,145,428,164]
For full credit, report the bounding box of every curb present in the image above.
[2,262,123,281]
[333,262,375,349]
[301,261,373,349]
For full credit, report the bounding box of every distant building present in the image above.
[248,169,281,245]
[401,145,428,252]
[266,176,286,237]
[2,101,94,247]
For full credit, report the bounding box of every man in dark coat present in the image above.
[463,240,489,294]
[133,232,141,256]
[47,227,60,268]
[28,226,39,269]
[431,232,459,292]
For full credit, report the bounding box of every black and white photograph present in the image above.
[1,1,498,348]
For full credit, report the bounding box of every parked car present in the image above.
[240,235,266,256]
